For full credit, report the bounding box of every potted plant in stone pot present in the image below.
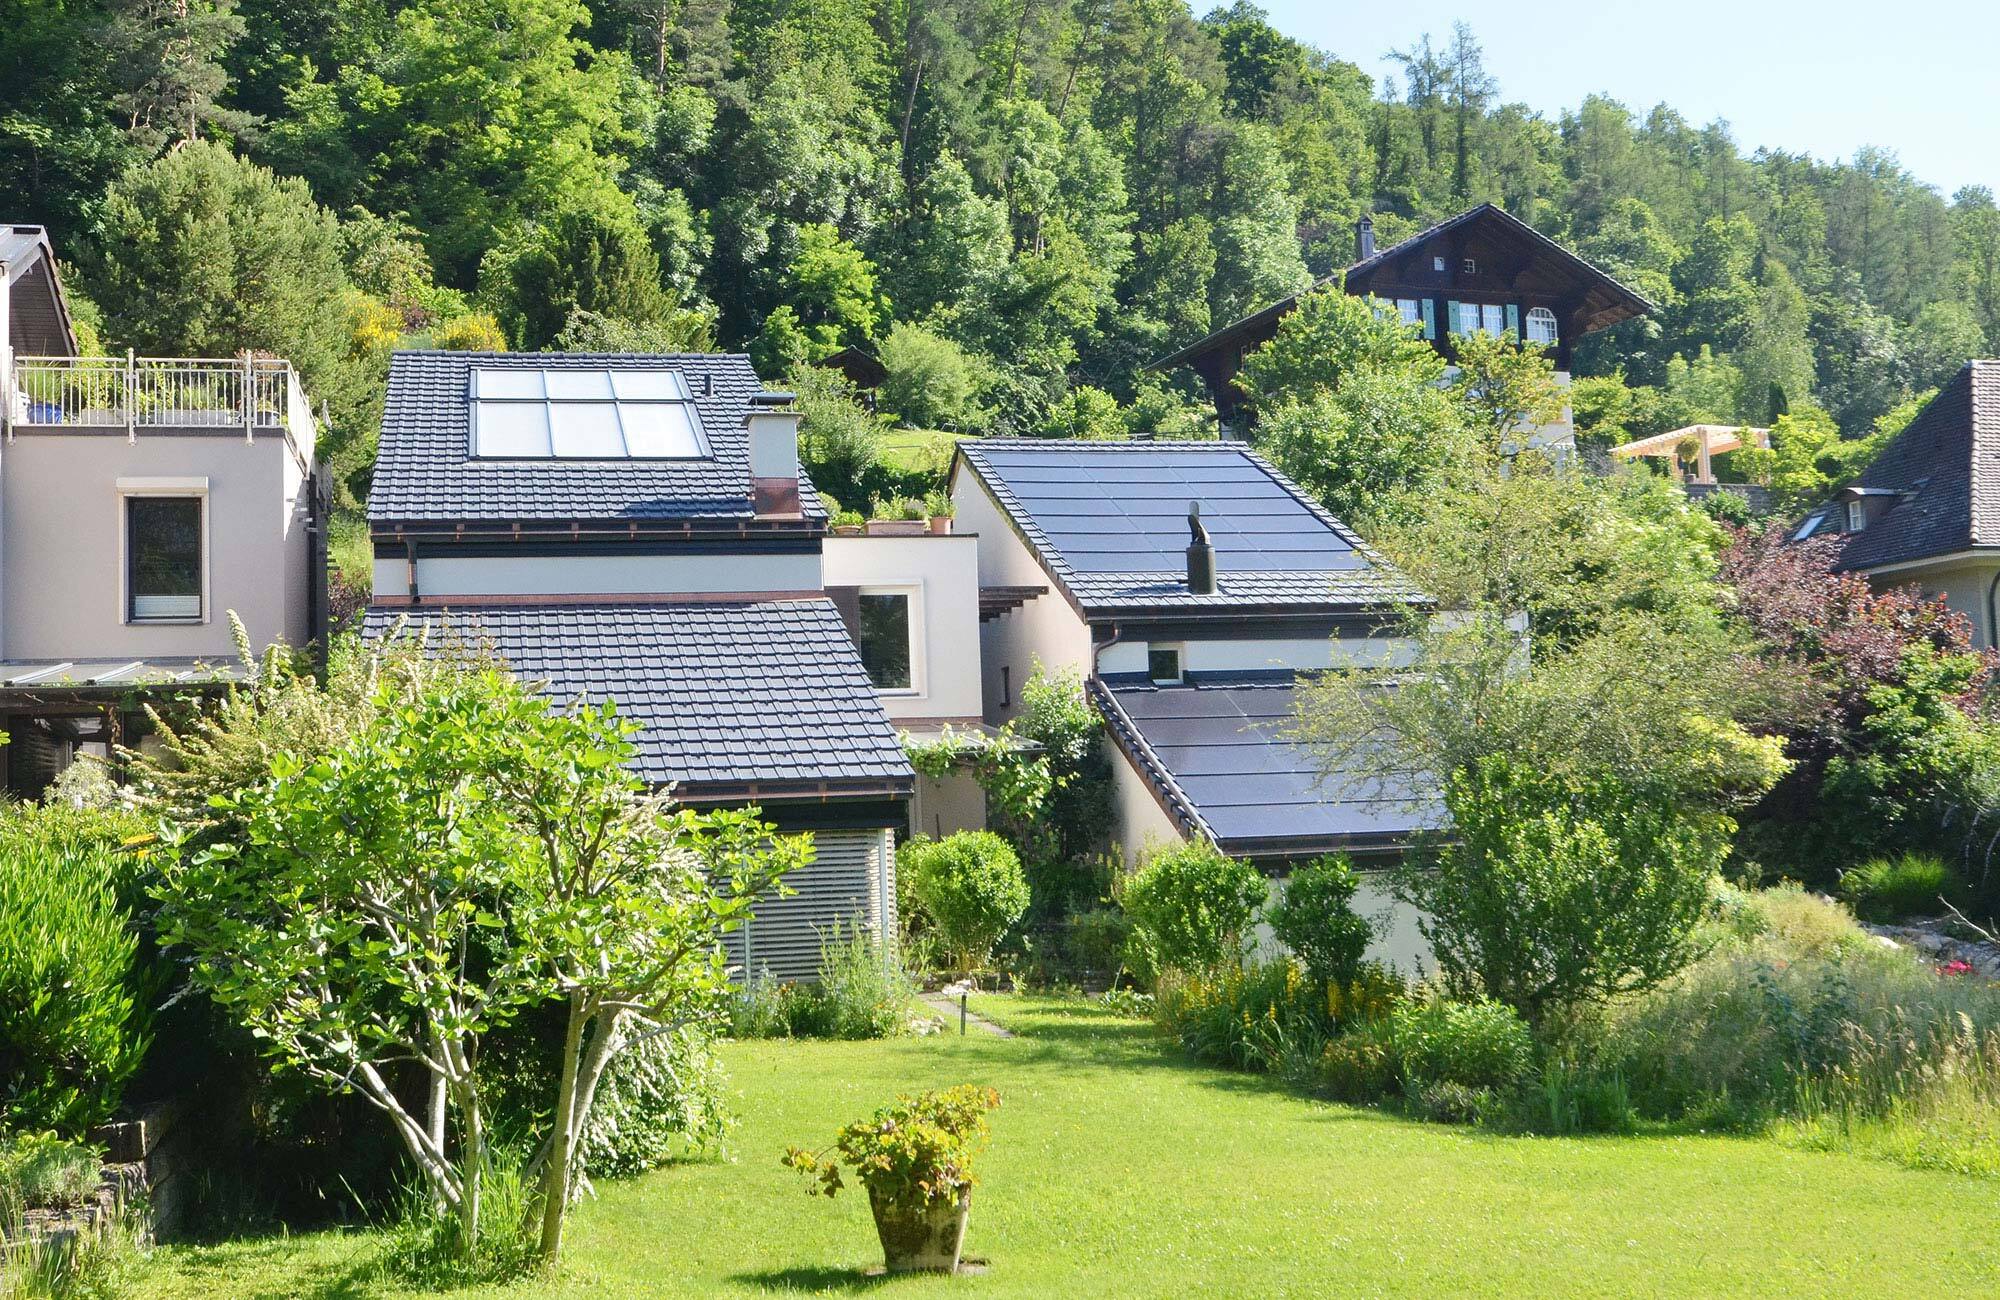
[783,1084,1000,1274]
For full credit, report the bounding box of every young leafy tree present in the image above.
[1445,330,1566,450]
[461,685,805,1261]
[1238,284,1443,412]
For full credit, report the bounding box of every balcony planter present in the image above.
[928,516,952,535]
[784,1084,1000,1277]
[832,524,865,536]
[865,518,926,536]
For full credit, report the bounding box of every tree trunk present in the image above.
[537,994,588,1261]
[457,1082,484,1262]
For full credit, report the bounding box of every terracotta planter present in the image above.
[928,515,952,535]
[867,1186,970,1273]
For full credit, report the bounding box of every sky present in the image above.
[1258,1,2000,198]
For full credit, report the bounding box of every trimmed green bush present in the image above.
[0,824,151,1135]
[1390,997,1534,1093]
[1267,854,1374,988]
[900,832,1030,976]
[1121,841,1267,978]
[1839,853,1962,921]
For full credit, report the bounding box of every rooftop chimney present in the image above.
[746,391,801,518]
[1356,214,1376,262]
[1186,501,1216,595]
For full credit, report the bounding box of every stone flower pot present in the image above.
[867,1186,970,1273]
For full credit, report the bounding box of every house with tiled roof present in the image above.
[1156,204,1654,446]
[1794,361,2000,647]
[365,350,914,979]
[952,440,1436,968]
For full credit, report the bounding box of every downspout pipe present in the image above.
[1986,570,2000,652]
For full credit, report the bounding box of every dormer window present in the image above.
[1148,646,1184,684]
[1846,499,1867,532]
[469,368,709,459]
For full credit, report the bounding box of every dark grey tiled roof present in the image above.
[1812,362,2000,571]
[1092,672,1435,859]
[368,351,825,526]
[361,599,911,795]
[958,440,1423,616]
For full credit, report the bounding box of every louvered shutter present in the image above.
[1420,298,1436,341]
[724,828,895,983]
[1445,300,1461,337]
[1505,304,1520,338]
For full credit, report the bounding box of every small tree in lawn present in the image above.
[1120,841,1267,980]
[466,685,806,1261]
[1265,854,1374,989]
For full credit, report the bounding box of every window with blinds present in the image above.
[127,496,203,621]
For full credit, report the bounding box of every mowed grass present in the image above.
[144,996,2000,1298]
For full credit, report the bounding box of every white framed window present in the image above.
[856,586,922,694]
[1846,500,1867,533]
[1525,306,1558,345]
[1481,303,1506,335]
[1396,298,1422,326]
[1462,257,1480,274]
[1456,301,1483,335]
[1148,645,1185,684]
[119,477,209,624]
[1432,256,1447,272]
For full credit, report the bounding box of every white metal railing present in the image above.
[7,354,304,446]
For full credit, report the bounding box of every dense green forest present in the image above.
[6,0,1997,505]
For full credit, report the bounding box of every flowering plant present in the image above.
[783,1084,1000,1205]
[1939,959,1974,978]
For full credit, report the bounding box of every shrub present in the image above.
[900,833,1030,976]
[1267,855,1374,988]
[878,321,989,431]
[1839,854,1962,921]
[0,826,151,1135]
[579,1027,730,1178]
[1318,1019,1399,1102]
[0,1132,103,1217]
[731,929,916,1040]
[1121,841,1266,978]
[1409,1080,1491,1126]
[1390,997,1535,1093]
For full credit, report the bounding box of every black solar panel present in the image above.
[974,447,1363,574]
[1108,677,1435,848]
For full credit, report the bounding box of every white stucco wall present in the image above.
[2,430,311,660]
[1108,739,1189,869]
[951,469,1095,720]
[373,549,821,601]
[1251,871,1433,980]
[822,533,981,722]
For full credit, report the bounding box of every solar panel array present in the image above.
[1106,676,1435,848]
[972,447,1367,574]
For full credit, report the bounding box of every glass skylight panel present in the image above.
[476,401,553,456]
[544,369,614,400]
[473,368,544,399]
[548,402,627,457]
[470,366,708,459]
[618,402,703,457]
[611,370,689,401]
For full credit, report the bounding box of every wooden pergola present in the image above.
[1611,424,1770,485]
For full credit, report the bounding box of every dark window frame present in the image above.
[125,494,205,624]
[855,589,915,692]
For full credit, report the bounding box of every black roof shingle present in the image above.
[360,599,911,797]
[368,350,825,527]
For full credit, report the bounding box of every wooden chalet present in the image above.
[1155,204,1654,430]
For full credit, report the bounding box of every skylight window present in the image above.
[469,368,708,459]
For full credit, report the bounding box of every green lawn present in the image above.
[142,997,2000,1297]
